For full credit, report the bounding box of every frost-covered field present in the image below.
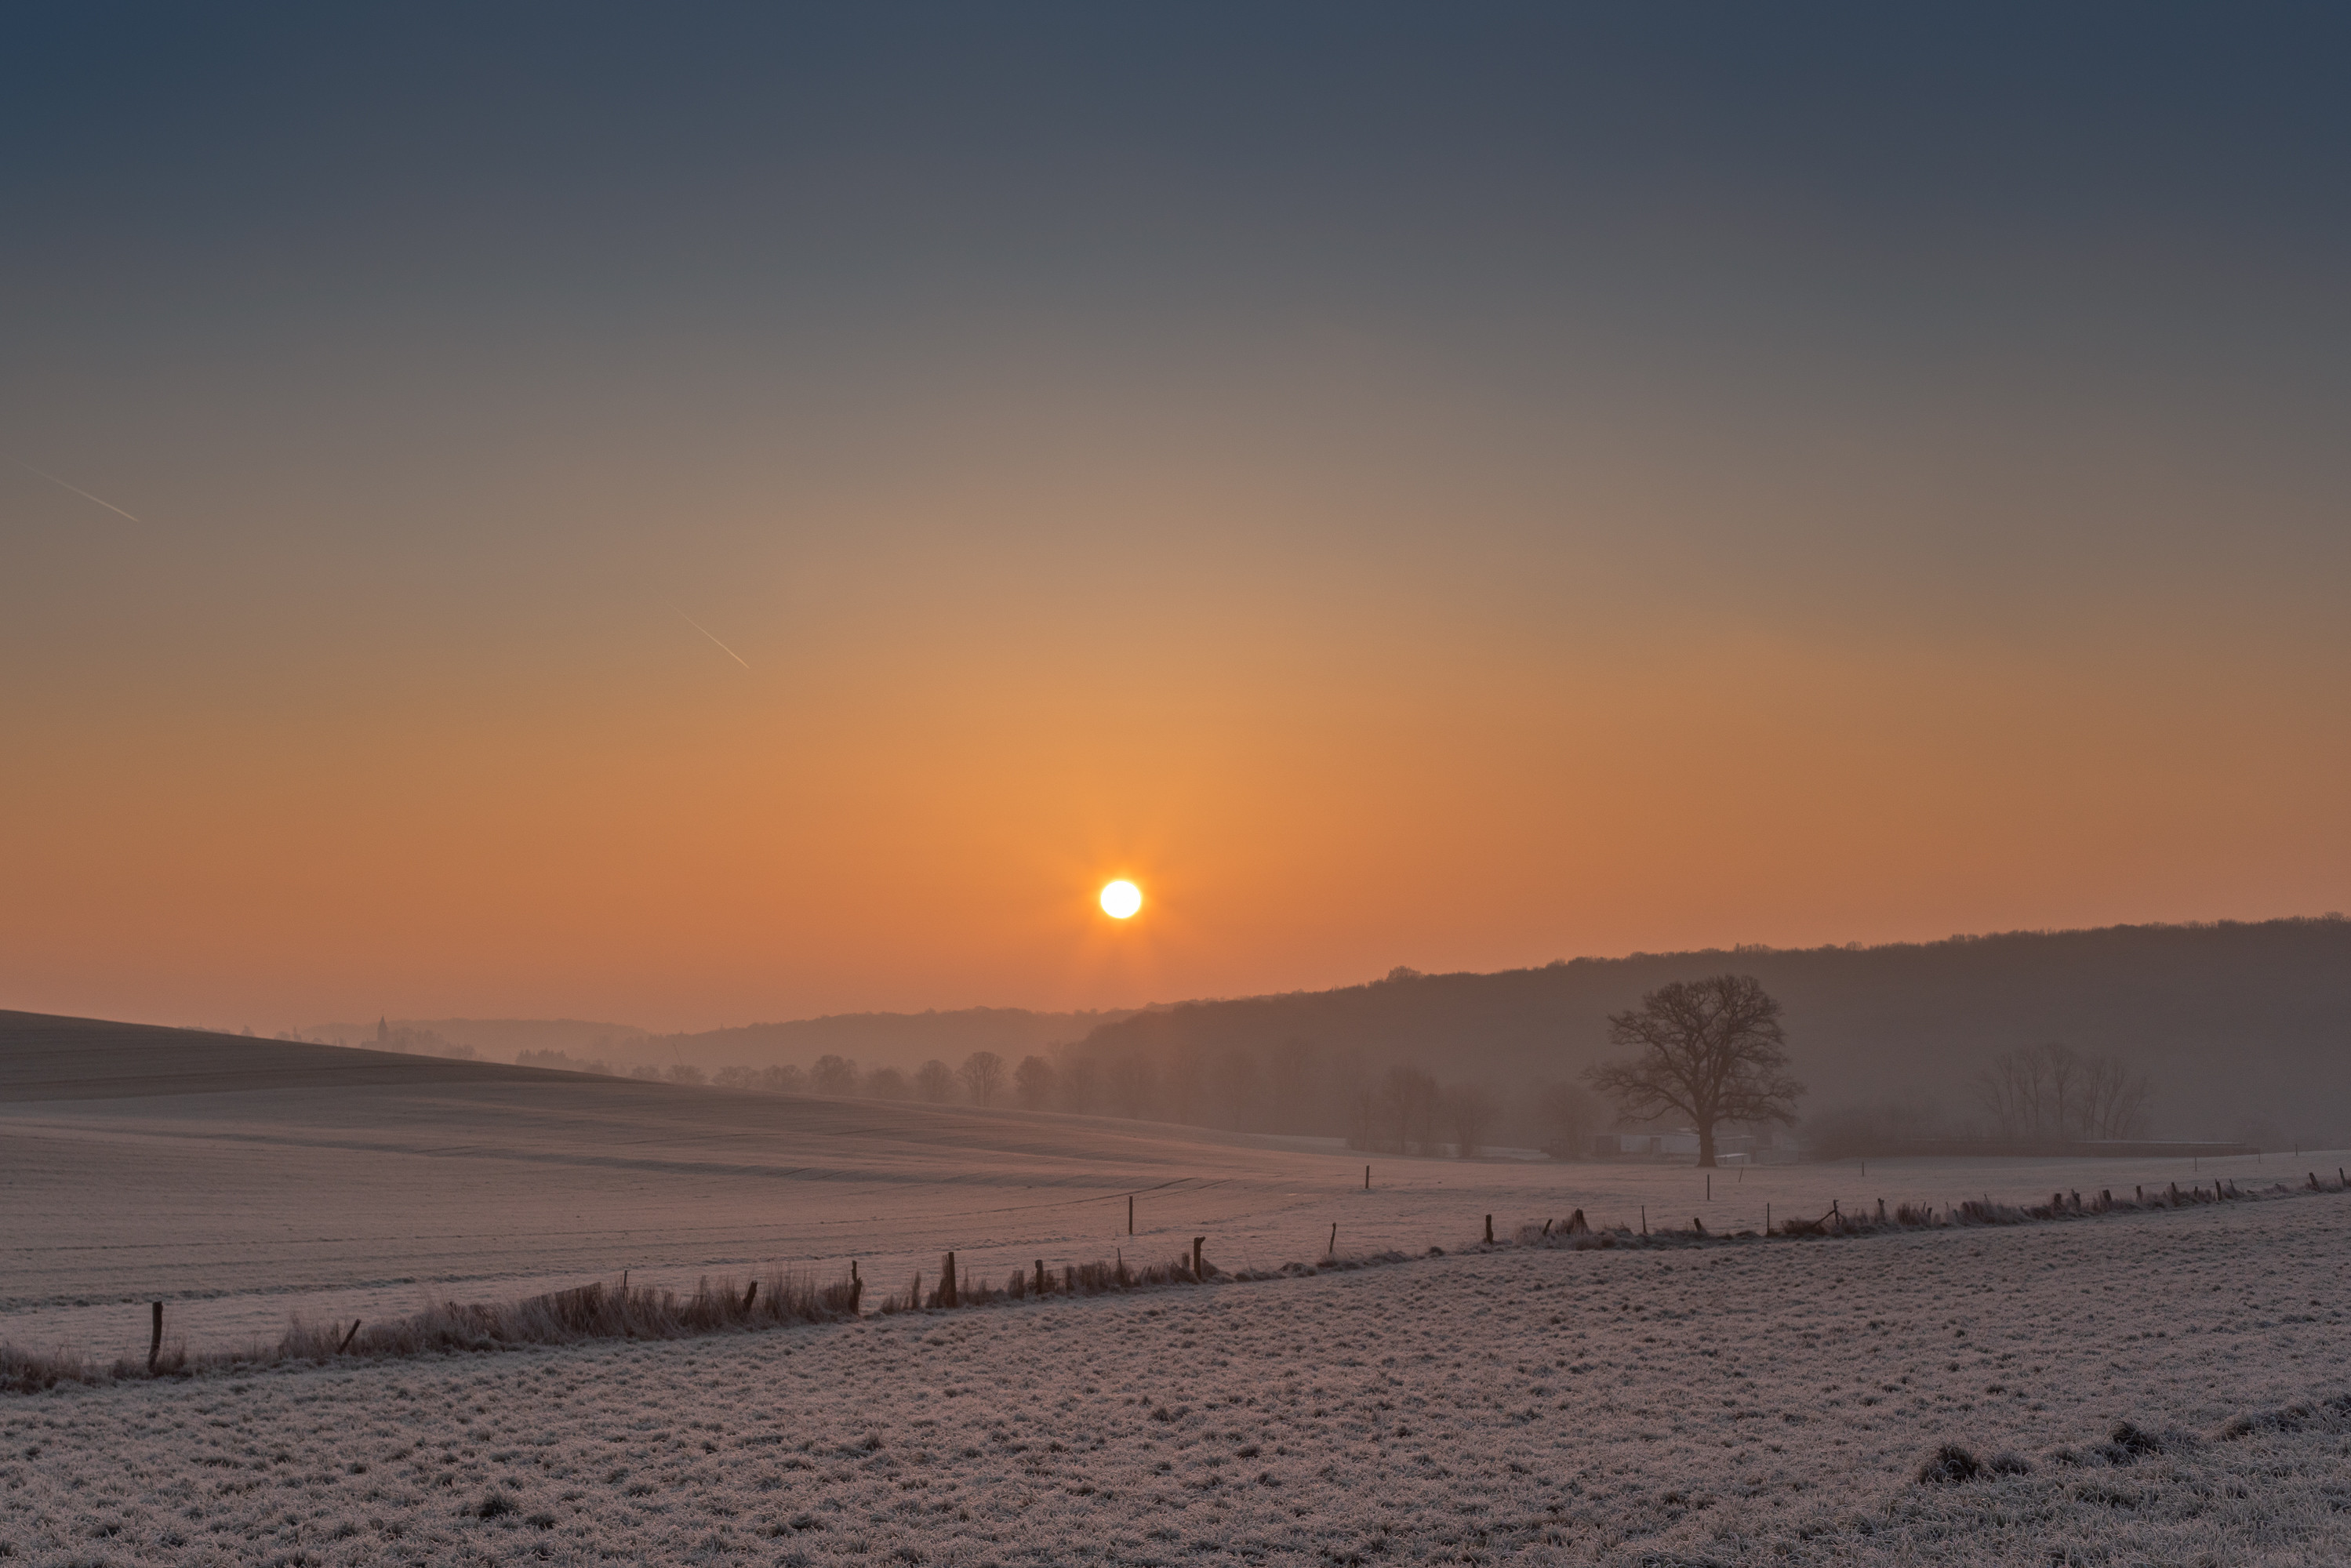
[2,1069,2316,1359]
[8,1193,2351,1566]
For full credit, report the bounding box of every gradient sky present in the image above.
[5,5,2349,1031]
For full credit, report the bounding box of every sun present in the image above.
[1099,880,1143,920]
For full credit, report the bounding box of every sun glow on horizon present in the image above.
[1099,880,1143,920]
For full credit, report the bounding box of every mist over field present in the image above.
[295,918,2351,1156]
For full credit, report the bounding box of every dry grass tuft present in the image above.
[10,1171,2333,1396]
[2,1267,859,1392]
[875,1252,1213,1314]
[0,1338,188,1395]
[1916,1444,1987,1484]
[1496,1174,2323,1257]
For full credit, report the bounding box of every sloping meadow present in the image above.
[4,1193,2349,1566]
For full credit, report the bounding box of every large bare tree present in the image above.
[1585,974,1804,1167]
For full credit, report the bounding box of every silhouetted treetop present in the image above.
[1586,974,1804,1167]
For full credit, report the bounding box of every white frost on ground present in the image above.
[2,1076,2320,1359]
[7,1193,2350,1566]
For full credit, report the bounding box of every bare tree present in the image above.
[1108,1053,1155,1118]
[863,1065,910,1099]
[1375,1064,1441,1153]
[1973,1042,2150,1140]
[1585,974,1804,1167]
[1059,1054,1100,1114]
[1215,1047,1263,1130]
[914,1058,954,1102]
[1013,1054,1056,1110]
[2042,1043,2083,1134]
[2077,1054,2153,1138]
[1445,1083,1497,1158]
[1972,1046,2044,1135]
[1534,1080,1601,1159]
[959,1050,1007,1106]
[810,1054,858,1095]
[1269,1038,1317,1129]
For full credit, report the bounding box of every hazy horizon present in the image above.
[45,909,2346,1041]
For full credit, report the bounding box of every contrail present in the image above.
[679,611,751,670]
[9,457,143,522]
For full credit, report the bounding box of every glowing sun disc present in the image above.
[1099,880,1143,919]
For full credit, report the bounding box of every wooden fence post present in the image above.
[148,1301,162,1374]
[1484,1214,1493,1244]
[742,1281,758,1311]
[1364,1164,1370,1190]
[940,1252,958,1309]
[1328,1222,1337,1256]
[851,1260,863,1313]
[1191,1236,1205,1279]
[1128,1195,1135,1236]
[1036,1259,1047,1296]
[337,1319,363,1353]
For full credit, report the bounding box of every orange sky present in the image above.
[5,11,2349,1030]
[9,410,2346,1030]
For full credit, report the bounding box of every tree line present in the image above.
[514,972,2173,1164]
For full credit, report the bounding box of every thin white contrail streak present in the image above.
[9,457,144,522]
[678,611,751,670]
